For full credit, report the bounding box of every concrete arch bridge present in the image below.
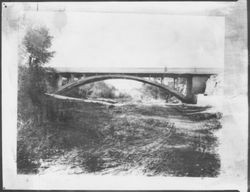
[55,74,196,103]
[53,67,222,104]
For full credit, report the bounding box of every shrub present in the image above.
[65,81,131,100]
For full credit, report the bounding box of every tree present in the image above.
[18,26,55,122]
[17,26,56,172]
[141,84,166,100]
[23,27,55,67]
[23,27,55,105]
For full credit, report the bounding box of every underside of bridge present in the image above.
[53,74,209,104]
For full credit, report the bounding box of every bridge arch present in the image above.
[54,74,196,103]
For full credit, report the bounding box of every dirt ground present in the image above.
[18,99,222,177]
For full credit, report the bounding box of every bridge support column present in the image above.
[69,74,75,83]
[57,74,63,89]
[173,77,177,89]
[80,74,86,79]
[185,76,197,104]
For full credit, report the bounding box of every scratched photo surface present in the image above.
[2,1,248,190]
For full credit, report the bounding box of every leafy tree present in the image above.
[24,27,55,67]
[141,84,166,100]
[23,27,55,105]
[17,26,56,173]
[18,26,55,122]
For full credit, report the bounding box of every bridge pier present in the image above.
[69,74,75,83]
[57,74,63,89]
[186,76,193,99]
[185,95,198,104]
[173,77,176,89]
[185,76,198,104]
[184,75,209,104]
[80,74,86,79]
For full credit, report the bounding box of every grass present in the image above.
[17,98,222,177]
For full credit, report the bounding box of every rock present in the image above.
[204,74,223,96]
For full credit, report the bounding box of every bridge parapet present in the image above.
[53,67,223,76]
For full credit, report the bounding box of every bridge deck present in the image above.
[54,67,223,75]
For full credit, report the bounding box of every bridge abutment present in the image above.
[184,75,209,104]
[191,76,209,94]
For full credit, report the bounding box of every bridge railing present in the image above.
[54,67,223,75]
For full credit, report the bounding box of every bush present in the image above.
[65,81,131,100]
[139,84,171,101]
[83,152,105,172]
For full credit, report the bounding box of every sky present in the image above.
[3,2,227,91]
[20,2,226,69]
